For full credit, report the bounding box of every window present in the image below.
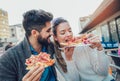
[12,34,15,37]
[3,29,6,32]
[109,20,118,42]
[116,17,120,40]
[11,28,14,32]
[101,24,110,42]
[2,21,5,24]
[2,11,6,16]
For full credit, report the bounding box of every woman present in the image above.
[52,17,114,81]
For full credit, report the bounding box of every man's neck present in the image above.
[28,36,42,53]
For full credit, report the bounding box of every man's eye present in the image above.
[47,29,51,32]
[47,30,50,32]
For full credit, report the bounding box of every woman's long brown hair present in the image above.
[54,42,67,73]
[52,17,68,73]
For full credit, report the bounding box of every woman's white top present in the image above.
[55,46,114,81]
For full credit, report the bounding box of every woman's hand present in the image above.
[64,47,74,61]
[89,42,103,51]
[86,34,103,51]
[22,66,44,81]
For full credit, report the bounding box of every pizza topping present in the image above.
[60,34,90,46]
[25,52,55,70]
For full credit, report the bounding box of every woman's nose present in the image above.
[66,31,71,36]
[65,32,72,38]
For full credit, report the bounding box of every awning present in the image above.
[80,0,120,33]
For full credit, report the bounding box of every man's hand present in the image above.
[22,66,44,81]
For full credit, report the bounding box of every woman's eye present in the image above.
[60,32,65,35]
[69,30,72,32]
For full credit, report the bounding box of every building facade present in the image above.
[9,24,25,44]
[0,9,10,46]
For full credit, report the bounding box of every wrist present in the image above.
[97,47,103,51]
[66,57,72,61]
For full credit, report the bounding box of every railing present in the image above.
[107,53,120,80]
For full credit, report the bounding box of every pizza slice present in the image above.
[25,52,55,70]
[60,34,90,47]
[60,41,78,46]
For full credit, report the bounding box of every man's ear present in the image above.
[31,29,38,37]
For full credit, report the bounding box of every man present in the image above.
[0,9,57,81]
[5,42,13,51]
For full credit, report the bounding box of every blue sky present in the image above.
[0,0,103,35]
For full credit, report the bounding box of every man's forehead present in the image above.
[46,21,51,26]
[42,22,51,30]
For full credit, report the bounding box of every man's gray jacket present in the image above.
[0,37,57,81]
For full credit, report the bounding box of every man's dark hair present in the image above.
[22,9,53,36]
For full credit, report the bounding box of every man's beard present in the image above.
[37,34,50,46]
